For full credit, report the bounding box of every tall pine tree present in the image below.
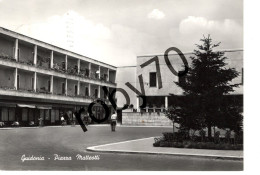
[176,35,240,138]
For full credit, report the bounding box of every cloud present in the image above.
[16,10,111,48]
[179,16,242,35]
[10,10,151,66]
[147,9,165,20]
[10,10,118,63]
[171,16,243,50]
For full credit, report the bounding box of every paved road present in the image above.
[0,125,243,170]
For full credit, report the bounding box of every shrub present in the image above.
[153,139,243,150]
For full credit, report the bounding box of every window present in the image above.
[9,108,15,121]
[18,49,20,61]
[17,74,20,89]
[178,70,186,85]
[29,109,34,121]
[31,77,34,90]
[62,62,65,69]
[1,108,8,121]
[74,65,78,72]
[22,108,28,121]
[149,72,157,87]
[48,80,51,92]
[40,109,44,120]
[45,110,50,120]
[104,74,108,81]
[75,85,78,95]
[55,109,59,121]
[51,110,56,123]
[62,83,65,94]
[85,69,89,76]
[94,88,98,98]
[85,87,89,96]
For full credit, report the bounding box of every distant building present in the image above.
[0,27,117,126]
[116,49,243,126]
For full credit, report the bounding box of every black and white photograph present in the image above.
[0,0,249,172]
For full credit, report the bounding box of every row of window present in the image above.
[16,74,104,97]
[13,48,105,73]
[149,68,243,88]
[0,106,110,123]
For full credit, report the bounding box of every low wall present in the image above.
[122,112,173,126]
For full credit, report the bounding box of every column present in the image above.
[88,84,91,97]
[33,72,37,92]
[14,68,17,90]
[50,75,53,94]
[50,51,54,68]
[98,66,101,79]
[77,59,80,74]
[65,79,68,96]
[77,81,80,95]
[107,68,110,82]
[165,96,168,109]
[88,63,91,77]
[98,85,101,98]
[136,97,140,112]
[65,55,68,70]
[33,45,37,65]
[14,39,18,61]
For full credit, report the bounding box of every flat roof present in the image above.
[0,26,117,69]
[137,48,243,58]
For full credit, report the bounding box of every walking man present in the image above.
[38,117,43,127]
[110,112,117,132]
[61,116,65,126]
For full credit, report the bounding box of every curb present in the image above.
[0,124,173,130]
[0,125,78,130]
[86,147,243,161]
[86,137,243,161]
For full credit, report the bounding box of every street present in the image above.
[0,125,243,171]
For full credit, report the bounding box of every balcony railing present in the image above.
[17,88,34,93]
[36,88,52,94]
[18,60,34,66]
[0,86,16,90]
[53,63,66,73]
[0,53,16,62]
[0,54,116,85]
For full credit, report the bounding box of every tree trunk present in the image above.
[173,121,175,134]
[208,124,212,139]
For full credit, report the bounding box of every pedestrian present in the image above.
[72,113,76,126]
[110,112,117,132]
[61,116,65,126]
[38,117,43,127]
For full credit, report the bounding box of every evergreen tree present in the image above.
[176,35,240,138]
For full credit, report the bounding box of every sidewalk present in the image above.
[87,137,243,160]
[0,124,173,130]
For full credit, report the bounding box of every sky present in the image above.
[0,0,243,67]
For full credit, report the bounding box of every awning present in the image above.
[36,106,52,110]
[17,104,36,108]
[0,102,16,107]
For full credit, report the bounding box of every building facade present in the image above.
[0,27,117,126]
[117,49,243,126]
[136,49,243,112]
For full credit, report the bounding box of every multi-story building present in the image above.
[0,27,117,126]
